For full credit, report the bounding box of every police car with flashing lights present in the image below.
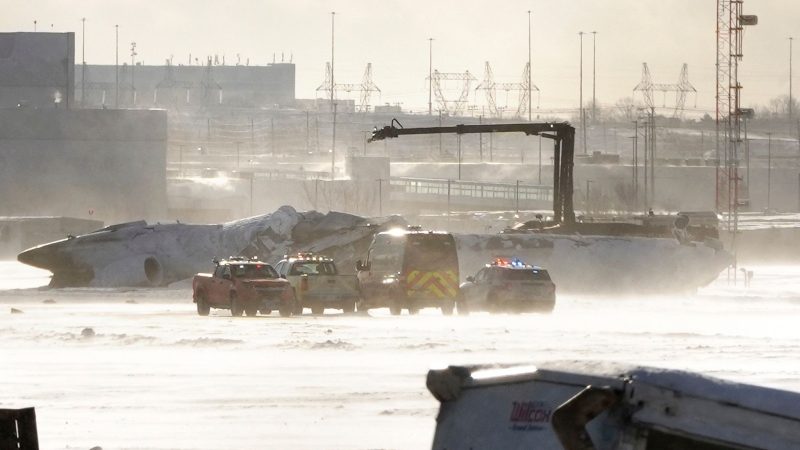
[457,258,555,314]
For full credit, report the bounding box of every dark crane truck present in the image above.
[367,120,577,227]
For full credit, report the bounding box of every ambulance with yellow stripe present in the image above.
[356,228,459,315]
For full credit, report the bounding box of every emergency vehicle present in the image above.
[356,228,459,315]
[458,257,556,314]
[273,252,360,315]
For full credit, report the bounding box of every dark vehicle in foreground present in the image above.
[428,361,800,449]
[458,258,555,314]
[357,228,459,315]
[274,253,360,314]
[192,257,295,317]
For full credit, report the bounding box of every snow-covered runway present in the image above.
[1,262,800,449]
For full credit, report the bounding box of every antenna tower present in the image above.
[716,0,757,278]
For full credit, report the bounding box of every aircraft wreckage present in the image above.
[19,122,732,292]
[17,206,405,288]
[18,205,730,293]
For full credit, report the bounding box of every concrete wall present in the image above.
[0,32,75,108]
[0,108,167,223]
[75,63,295,109]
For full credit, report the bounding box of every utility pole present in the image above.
[538,135,542,184]
[790,37,794,121]
[114,25,119,108]
[633,120,639,208]
[767,132,773,210]
[527,10,532,121]
[81,18,86,107]
[578,31,586,154]
[428,38,433,116]
[592,31,597,122]
[330,11,336,180]
[130,42,137,105]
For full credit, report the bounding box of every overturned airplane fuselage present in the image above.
[18,206,405,287]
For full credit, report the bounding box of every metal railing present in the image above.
[389,177,552,202]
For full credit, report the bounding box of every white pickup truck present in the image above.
[274,253,360,315]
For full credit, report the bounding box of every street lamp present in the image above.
[592,31,597,122]
[130,42,137,105]
[527,11,532,121]
[578,31,587,154]
[767,132,773,211]
[114,25,119,108]
[790,37,794,121]
[428,38,433,116]
[81,18,86,107]
[330,11,336,181]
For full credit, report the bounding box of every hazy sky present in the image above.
[4,1,799,115]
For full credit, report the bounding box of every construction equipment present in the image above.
[368,120,575,225]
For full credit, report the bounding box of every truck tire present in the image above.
[245,303,258,317]
[440,299,455,316]
[457,300,470,316]
[230,294,244,317]
[342,298,356,313]
[196,292,210,316]
[389,301,402,316]
[311,305,324,315]
[292,289,303,315]
[278,295,302,317]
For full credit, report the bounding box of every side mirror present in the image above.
[466,276,475,283]
[356,260,364,271]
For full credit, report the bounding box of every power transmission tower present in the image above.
[633,63,696,117]
[429,70,476,116]
[476,62,540,119]
[316,62,381,112]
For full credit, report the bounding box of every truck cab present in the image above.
[356,228,459,315]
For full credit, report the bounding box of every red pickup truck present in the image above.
[192,257,296,317]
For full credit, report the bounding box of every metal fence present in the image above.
[389,177,552,202]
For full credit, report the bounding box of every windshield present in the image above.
[289,261,337,275]
[232,264,278,279]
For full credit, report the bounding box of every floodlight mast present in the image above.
[368,120,576,225]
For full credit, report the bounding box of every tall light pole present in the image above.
[330,11,336,180]
[428,38,433,116]
[767,132,773,211]
[578,31,586,154]
[130,41,137,105]
[790,37,794,121]
[81,18,86,107]
[114,25,119,108]
[527,10,532,121]
[592,31,597,122]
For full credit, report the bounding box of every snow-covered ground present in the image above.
[1,261,800,449]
